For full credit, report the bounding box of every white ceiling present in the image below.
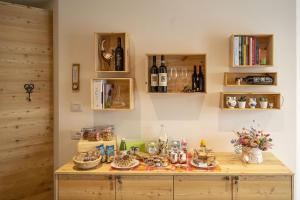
[1,0,52,8]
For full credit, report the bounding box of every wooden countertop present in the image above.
[55,152,293,176]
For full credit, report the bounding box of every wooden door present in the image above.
[58,175,115,200]
[233,175,292,200]
[174,175,232,200]
[116,175,173,200]
[0,2,53,200]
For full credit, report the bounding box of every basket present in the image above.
[73,156,102,170]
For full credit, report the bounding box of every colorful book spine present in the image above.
[256,40,260,65]
[233,36,239,66]
[243,37,247,65]
[252,38,256,65]
[249,37,252,65]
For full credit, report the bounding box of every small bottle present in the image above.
[200,139,206,152]
[150,56,158,92]
[119,138,127,155]
[192,65,197,92]
[158,124,168,155]
[115,37,124,71]
[158,55,168,93]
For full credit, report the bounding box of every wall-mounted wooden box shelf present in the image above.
[91,78,134,111]
[224,72,277,86]
[145,54,207,94]
[230,34,273,67]
[220,92,281,110]
[94,32,129,73]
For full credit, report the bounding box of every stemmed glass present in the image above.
[180,67,188,92]
[167,67,178,92]
[167,68,173,92]
[172,67,178,92]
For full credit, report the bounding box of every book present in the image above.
[252,38,256,65]
[243,36,247,65]
[241,36,244,65]
[233,36,239,65]
[256,40,260,65]
[239,36,243,65]
[93,80,103,109]
[249,37,252,65]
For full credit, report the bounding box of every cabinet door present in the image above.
[116,175,173,200]
[233,175,292,200]
[174,176,232,200]
[58,175,115,200]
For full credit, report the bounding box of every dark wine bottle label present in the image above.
[116,54,122,66]
[159,73,167,86]
[151,74,158,86]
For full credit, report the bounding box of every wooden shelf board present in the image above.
[96,70,129,73]
[231,65,273,68]
[147,92,206,95]
[222,108,280,110]
[222,92,280,95]
[93,108,133,111]
[225,84,276,87]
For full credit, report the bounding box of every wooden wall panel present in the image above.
[0,2,53,200]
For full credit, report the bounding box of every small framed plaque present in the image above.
[72,64,80,91]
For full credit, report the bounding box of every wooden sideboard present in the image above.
[55,152,294,200]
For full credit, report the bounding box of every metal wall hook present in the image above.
[24,83,34,101]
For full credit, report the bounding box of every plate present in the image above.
[111,159,140,170]
[190,160,218,169]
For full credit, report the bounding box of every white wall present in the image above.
[56,0,297,172]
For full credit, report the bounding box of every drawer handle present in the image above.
[117,176,122,184]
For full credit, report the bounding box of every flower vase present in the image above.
[242,148,263,164]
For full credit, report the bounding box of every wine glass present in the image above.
[167,68,173,92]
[181,67,188,91]
[172,67,178,92]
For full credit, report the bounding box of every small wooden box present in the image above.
[91,78,134,111]
[224,72,277,86]
[145,54,207,94]
[230,34,274,67]
[94,32,129,73]
[220,92,281,110]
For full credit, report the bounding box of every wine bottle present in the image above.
[150,56,158,92]
[192,65,197,92]
[158,55,167,92]
[198,65,204,92]
[119,138,127,155]
[115,37,124,71]
[244,76,273,85]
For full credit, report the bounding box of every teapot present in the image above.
[226,96,237,108]
[248,98,257,109]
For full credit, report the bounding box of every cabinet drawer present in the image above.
[58,175,115,200]
[233,175,292,200]
[116,175,173,200]
[174,176,232,200]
